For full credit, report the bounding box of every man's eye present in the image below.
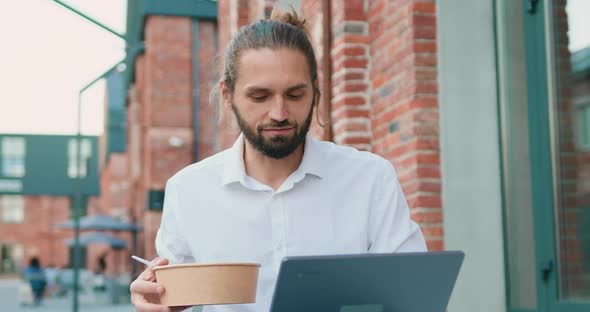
[251,95,268,102]
[287,94,304,100]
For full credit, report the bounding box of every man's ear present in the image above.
[220,81,232,109]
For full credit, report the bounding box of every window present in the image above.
[146,190,165,211]
[1,137,25,177]
[1,195,24,223]
[1,243,23,273]
[68,139,92,178]
[577,105,590,150]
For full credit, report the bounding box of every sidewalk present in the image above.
[0,278,134,312]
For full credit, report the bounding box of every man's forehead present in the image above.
[235,48,311,90]
[237,48,310,72]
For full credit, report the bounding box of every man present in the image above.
[130,10,426,312]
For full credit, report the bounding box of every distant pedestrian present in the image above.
[23,257,47,306]
[93,254,107,292]
[44,263,60,297]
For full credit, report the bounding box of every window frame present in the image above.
[1,137,26,178]
[0,195,25,224]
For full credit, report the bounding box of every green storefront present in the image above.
[439,1,590,311]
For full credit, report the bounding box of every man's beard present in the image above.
[231,102,313,159]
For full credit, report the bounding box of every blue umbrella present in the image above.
[56,214,142,232]
[64,232,127,249]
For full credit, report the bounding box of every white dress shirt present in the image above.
[155,134,426,312]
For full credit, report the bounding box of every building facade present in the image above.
[0,134,99,273]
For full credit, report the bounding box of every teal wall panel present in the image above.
[0,134,99,195]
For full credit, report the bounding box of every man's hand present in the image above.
[130,258,192,312]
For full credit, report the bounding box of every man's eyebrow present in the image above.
[245,86,271,93]
[285,83,307,92]
[244,83,307,93]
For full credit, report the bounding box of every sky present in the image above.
[566,0,590,52]
[0,0,126,135]
[0,1,589,136]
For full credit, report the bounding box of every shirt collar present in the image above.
[222,133,326,186]
[222,134,247,185]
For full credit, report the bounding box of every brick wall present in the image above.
[367,0,441,250]
[124,16,219,262]
[128,55,146,262]
[330,0,371,150]
[86,153,133,276]
[301,0,332,140]
[217,0,254,149]
[0,196,71,271]
[197,20,220,160]
[131,16,196,260]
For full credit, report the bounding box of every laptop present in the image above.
[269,251,464,312]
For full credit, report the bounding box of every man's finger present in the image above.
[138,258,169,282]
[134,300,171,312]
[139,269,155,282]
[151,257,169,267]
[130,279,164,296]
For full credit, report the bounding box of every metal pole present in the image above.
[131,228,138,279]
[71,62,124,312]
[48,4,137,311]
[52,0,126,41]
[72,92,83,312]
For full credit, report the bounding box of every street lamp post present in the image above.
[51,2,128,311]
[51,2,147,310]
[72,67,120,311]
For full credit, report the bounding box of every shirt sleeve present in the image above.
[368,159,428,253]
[155,179,195,264]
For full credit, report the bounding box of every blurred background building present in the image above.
[0,1,588,311]
[0,134,99,273]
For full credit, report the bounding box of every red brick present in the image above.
[372,74,386,88]
[412,2,436,14]
[369,0,385,19]
[333,34,371,46]
[333,108,371,121]
[412,211,443,223]
[421,226,444,238]
[408,194,442,208]
[413,41,437,53]
[426,239,444,251]
[344,0,366,12]
[412,14,436,27]
[413,26,436,40]
[404,180,441,194]
[333,96,367,110]
[343,82,369,93]
[341,136,372,146]
[414,81,438,94]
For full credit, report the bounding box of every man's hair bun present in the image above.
[270,5,310,37]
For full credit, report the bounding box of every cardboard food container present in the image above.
[153,263,261,307]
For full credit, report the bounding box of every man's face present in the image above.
[224,48,315,159]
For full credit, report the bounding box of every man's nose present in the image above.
[268,96,288,122]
